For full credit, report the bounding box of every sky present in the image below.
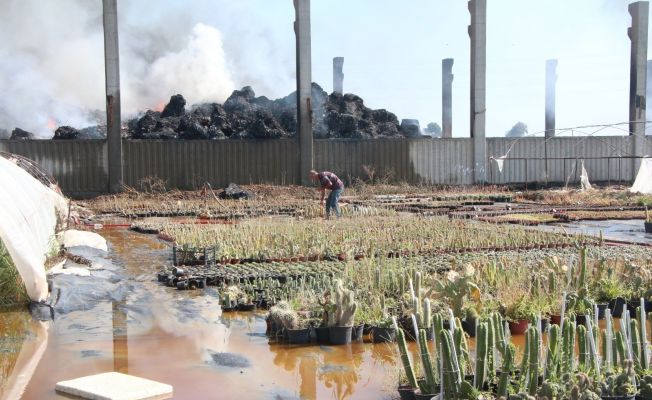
[0,0,647,137]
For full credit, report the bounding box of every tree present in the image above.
[424,122,442,138]
[505,122,528,138]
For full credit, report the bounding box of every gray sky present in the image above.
[0,0,647,137]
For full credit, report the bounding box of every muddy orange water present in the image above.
[0,228,624,400]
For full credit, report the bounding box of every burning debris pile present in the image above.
[5,84,424,140]
[127,83,414,140]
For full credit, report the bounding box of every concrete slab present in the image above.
[55,372,172,400]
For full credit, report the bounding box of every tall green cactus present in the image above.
[578,247,587,289]
[493,312,507,355]
[631,318,642,369]
[441,329,461,397]
[396,327,418,389]
[497,343,515,398]
[454,326,470,376]
[638,305,649,370]
[423,298,432,329]
[418,328,438,394]
[562,319,576,374]
[526,327,540,396]
[577,324,588,371]
[545,324,561,380]
[474,322,488,390]
[487,316,496,378]
[615,330,627,369]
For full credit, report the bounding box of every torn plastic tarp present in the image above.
[491,156,506,174]
[631,157,652,194]
[0,156,68,302]
[580,160,592,191]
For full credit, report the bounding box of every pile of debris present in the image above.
[126,83,420,140]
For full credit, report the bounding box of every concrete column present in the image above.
[647,59,652,117]
[629,1,649,174]
[103,0,122,193]
[442,58,454,138]
[468,0,487,183]
[294,0,313,185]
[333,57,344,94]
[545,59,558,139]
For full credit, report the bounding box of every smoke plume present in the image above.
[0,0,292,138]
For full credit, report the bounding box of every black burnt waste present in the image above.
[30,83,430,140]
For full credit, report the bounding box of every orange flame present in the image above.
[154,101,166,112]
[47,118,57,131]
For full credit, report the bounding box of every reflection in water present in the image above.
[299,355,317,400]
[319,345,362,400]
[112,301,128,374]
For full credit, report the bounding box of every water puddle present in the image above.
[535,219,652,245]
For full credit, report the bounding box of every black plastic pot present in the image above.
[461,317,477,337]
[362,324,374,336]
[597,303,608,320]
[287,328,311,345]
[645,221,652,234]
[540,318,550,332]
[414,389,439,400]
[351,324,365,341]
[329,326,353,345]
[576,314,589,326]
[238,303,256,312]
[372,326,396,343]
[397,385,416,400]
[636,395,652,400]
[610,297,627,318]
[315,326,330,344]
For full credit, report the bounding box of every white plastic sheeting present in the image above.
[62,230,108,252]
[631,157,652,194]
[0,156,68,302]
[580,160,592,191]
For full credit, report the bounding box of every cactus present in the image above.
[423,298,432,329]
[474,322,488,390]
[562,319,576,374]
[615,330,627,368]
[493,312,507,355]
[433,313,444,349]
[638,304,649,370]
[639,375,652,398]
[549,270,557,293]
[578,247,587,289]
[526,327,540,396]
[545,324,561,380]
[329,279,357,327]
[487,316,496,378]
[440,329,461,397]
[453,326,470,376]
[418,328,438,394]
[577,324,588,371]
[396,327,419,390]
[600,360,637,397]
[497,343,515,398]
[631,318,642,369]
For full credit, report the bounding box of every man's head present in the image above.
[309,170,319,181]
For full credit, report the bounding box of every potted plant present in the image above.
[326,279,357,345]
[600,360,637,400]
[638,374,652,400]
[645,207,652,234]
[592,276,630,319]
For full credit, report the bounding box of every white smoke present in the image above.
[0,0,253,138]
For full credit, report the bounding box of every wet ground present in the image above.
[2,229,408,400]
[536,219,652,245]
[1,226,644,399]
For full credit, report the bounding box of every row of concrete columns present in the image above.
[103,0,649,190]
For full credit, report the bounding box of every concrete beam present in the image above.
[629,1,649,172]
[442,58,454,138]
[333,57,344,94]
[545,59,558,139]
[294,0,313,185]
[468,0,487,183]
[103,0,122,193]
[647,59,652,116]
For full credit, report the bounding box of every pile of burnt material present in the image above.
[126,83,422,140]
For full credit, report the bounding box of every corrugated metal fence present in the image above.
[1,136,650,196]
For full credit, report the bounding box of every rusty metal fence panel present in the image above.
[486,136,640,184]
[123,140,299,190]
[0,140,107,196]
[315,138,474,185]
[1,136,647,195]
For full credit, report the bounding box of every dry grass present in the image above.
[516,187,652,207]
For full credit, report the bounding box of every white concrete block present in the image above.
[55,372,173,400]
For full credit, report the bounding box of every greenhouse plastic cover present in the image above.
[631,157,652,194]
[0,156,68,302]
